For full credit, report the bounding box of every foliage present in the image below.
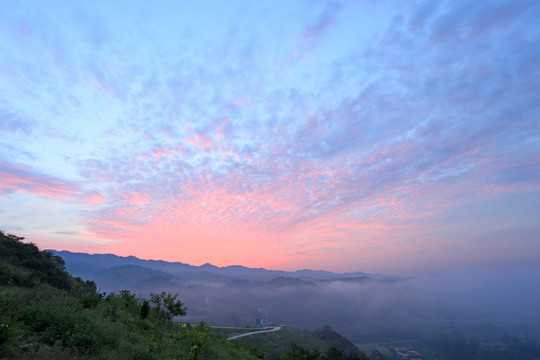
[285,343,315,360]
[149,291,187,321]
[235,325,378,360]
[0,323,10,345]
[236,325,330,358]
[285,342,371,360]
[367,350,387,360]
[183,322,210,360]
[140,299,150,319]
[312,325,361,355]
[0,231,257,360]
[22,300,112,352]
[0,230,85,290]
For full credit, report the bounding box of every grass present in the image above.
[233,326,330,359]
[0,284,259,360]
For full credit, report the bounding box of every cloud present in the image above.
[409,1,441,33]
[84,191,107,206]
[0,110,36,135]
[51,230,81,235]
[302,2,343,44]
[0,160,77,199]
[1,0,539,272]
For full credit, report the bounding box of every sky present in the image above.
[1,0,539,275]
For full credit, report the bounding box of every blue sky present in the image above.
[1,0,539,274]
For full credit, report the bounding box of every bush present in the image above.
[80,291,102,308]
[141,300,150,319]
[22,301,108,353]
[0,323,10,344]
[183,322,210,360]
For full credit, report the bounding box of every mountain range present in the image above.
[51,250,398,290]
[50,250,403,329]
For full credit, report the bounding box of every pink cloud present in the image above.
[86,130,534,270]
[187,131,214,151]
[86,219,136,239]
[122,193,150,205]
[84,192,107,205]
[153,148,169,158]
[233,97,248,108]
[0,162,77,199]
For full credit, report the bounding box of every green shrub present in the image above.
[183,322,210,360]
[133,348,157,360]
[141,300,150,319]
[0,262,14,285]
[22,301,108,353]
[0,322,10,344]
[80,291,102,308]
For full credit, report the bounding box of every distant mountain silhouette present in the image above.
[51,250,396,285]
[48,250,407,329]
[92,264,183,293]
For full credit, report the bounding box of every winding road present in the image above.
[226,326,282,341]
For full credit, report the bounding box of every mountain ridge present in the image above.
[48,249,406,329]
[50,249,399,283]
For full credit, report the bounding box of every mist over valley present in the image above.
[53,250,540,349]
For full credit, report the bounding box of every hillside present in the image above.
[1,231,390,360]
[224,325,368,359]
[0,231,257,360]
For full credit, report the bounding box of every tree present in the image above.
[149,291,187,320]
[140,300,150,319]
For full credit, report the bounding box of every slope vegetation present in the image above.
[1,231,393,359]
[0,231,256,360]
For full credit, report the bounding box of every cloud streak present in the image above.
[0,161,77,198]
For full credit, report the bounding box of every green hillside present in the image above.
[0,231,392,360]
[0,231,256,360]
[235,326,340,358]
